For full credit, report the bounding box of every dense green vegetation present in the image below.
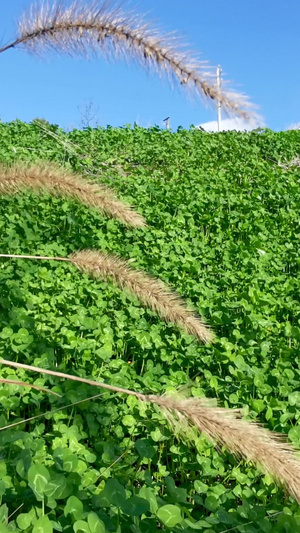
[0,121,300,531]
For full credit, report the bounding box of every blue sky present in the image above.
[0,0,299,131]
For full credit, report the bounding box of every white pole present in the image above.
[163,117,170,130]
[216,65,222,132]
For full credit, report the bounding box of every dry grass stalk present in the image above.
[278,157,300,170]
[154,395,300,504]
[0,1,256,120]
[33,120,128,179]
[0,377,60,396]
[0,392,104,432]
[1,358,300,503]
[70,250,214,343]
[0,162,146,227]
[0,251,213,343]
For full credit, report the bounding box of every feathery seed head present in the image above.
[1,358,300,503]
[70,249,214,343]
[12,1,258,120]
[0,250,213,342]
[148,394,300,503]
[0,162,146,227]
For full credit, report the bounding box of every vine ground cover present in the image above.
[0,122,299,531]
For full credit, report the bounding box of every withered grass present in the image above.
[71,250,213,343]
[0,162,146,227]
[0,377,60,396]
[0,251,213,343]
[1,358,300,503]
[0,1,257,120]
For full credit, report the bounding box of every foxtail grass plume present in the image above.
[1,358,300,503]
[0,162,146,227]
[154,395,300,504]
[70,250,213,343]
[0,251,213,343]
[278,157,300,170]
[0,1,257,120]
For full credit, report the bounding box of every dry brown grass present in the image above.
[0,251,213,343]
[0,162,146,227]
[0,377,60,396]
[70,250,214,343]
[155,395,300,504]
[278,157,300,170]
[0,1,257,120]
[1,358,300,503]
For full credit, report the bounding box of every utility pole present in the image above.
[216,65,222,132]
[163,117,170,130]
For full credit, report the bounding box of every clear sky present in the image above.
[1,0,299,131]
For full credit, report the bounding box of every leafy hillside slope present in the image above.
[0,122,300,531]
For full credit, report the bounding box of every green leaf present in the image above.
[87,513,105,533]
[0,481,5,499]
[122,415,136,427]
[96,343,113,361]
[98,478,126,507]
[0,464,6,479]
[251,399,265,414]
[0,327,13,339]
[44,474,69,500]
[288,392,300,406]
[28,464,50,500]
[216,508,236,525]
[184,518,213,529]
[64,496,83,521]
[139,487,158,513]
[135,439,155,459]
[73,521,90,533]
[32,516,53,533]
[17,512,34,530]
[121,496,150,516]
[0,505,8,524]
[204,495,219,512]
[165,477,187,503]
[157,505,182,528]
[53,448,78,473]
[288,426,300,444]
[194,480,208,494]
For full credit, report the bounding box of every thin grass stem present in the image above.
[1,358,300,502]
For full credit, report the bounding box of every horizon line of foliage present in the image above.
[0,120,300,531]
